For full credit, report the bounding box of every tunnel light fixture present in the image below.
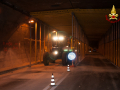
[75,50,77,52]
[53,31,56,33]
[29,20,34,23]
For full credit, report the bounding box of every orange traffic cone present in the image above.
[51,73,55,86]
[67,65,70,71]
[70,61,75,67]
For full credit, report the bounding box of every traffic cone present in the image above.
[70,60,75,67]
[67,65,70,72]
[51,73,55,86]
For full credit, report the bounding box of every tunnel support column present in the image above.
[116,22,118,66]
[29,22,32,67]
[71,12,74,66]
[40,23,41,63]
[71,12,81,66]
[35,22,37,63]
[44,25,45,54]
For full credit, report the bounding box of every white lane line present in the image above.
[110,74,118,90]
[50,73,69,90]
[43,79,58,90]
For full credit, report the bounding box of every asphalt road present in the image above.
[0,53,120,90]
[55,54,120,90]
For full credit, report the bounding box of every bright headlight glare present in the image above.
[58,36,64,41]
[53,36,58,41]
[53,51,58,55]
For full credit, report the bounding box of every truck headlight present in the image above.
[58,36,64,41]
[53,36,64,41]
[53,36,58,41]
[53,51,58,55]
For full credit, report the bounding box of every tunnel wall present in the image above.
[79,31,90,62]
[70,16,90,65]
[0,3,90,71]
[0,3,44,71]
[98,22,120,67]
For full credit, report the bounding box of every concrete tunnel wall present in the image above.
[98,22,120,67]
[0,3,91,71]
[0,3,45,71]
[0,3,58,71]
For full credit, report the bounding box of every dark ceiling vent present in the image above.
[51,4,60,7]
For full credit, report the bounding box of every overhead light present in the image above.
[29,20,34,23]
[53,31,56,33]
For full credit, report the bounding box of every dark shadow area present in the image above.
[0,62,41,75]
[55,71,120,90]
[0,79,29,90]
[78,56,116,68]
[22,71,42,74]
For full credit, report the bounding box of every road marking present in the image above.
[43,73,69,90]
[110,74,118,90]
[50,73,69,90]
[43,79,58,90]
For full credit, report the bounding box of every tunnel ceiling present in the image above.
[2,0,120,42]
[31,9,118,41]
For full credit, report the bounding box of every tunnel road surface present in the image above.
[0,53,120,90]
[55,53,120,90]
